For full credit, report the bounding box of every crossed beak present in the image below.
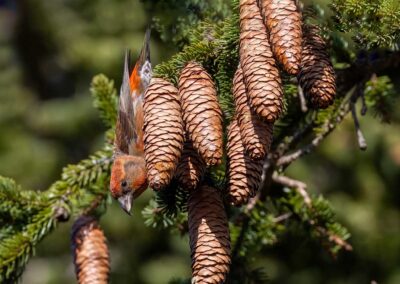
[118,192,134,215]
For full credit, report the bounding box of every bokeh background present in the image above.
[0,0,399,283]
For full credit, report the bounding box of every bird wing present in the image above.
[114,29,152,157]
[114,50,135,156]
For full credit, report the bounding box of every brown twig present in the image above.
[350,83,368,150]
[277,97,352,168]
[273,212,293,223]
[350,101,368,151]
[272,174,311,206]
[313,224,353,252]
[244,190,261,215]
[81,195,104,216]
[298,85,308,113]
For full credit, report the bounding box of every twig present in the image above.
[273,122,314,162]
[82,195,104,216]
[277,98,351,168]
[272,174,311,207]
[273,212,293,223]
[244,190,261,215]
[350,83,368,150]
[298,85,308,113]
[350,101,368,151]
[360,89,368,116]
[314,225,353,252]
[276,135,322,168]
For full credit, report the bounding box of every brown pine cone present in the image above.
[175,140,206,190]
[72,216,110,284]
[298,24,336,109]
[227,120,264,206]
[260,0,302,75]
[144,78,185,190]
[239,0,283,123]
[233,66,274,160]
[178,62,223,166]
[188,185,231,284]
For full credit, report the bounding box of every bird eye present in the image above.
[121,181,128,187]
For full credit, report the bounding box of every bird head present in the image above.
[110,155,148,214]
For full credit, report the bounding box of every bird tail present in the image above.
[129,28,152,95]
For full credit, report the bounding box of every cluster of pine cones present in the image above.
[142,1,335,282]
[144,62,229,283]
[72,1,336,283]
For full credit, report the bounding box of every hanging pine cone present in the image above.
[260,0,302,75]
[72,216,110,284]
[175,140,206,190]
[227,120,264,206]
[178,62,223,166]
[239,0,283,123]
[233,66,274,160]
[298,24,336,109]
[144,78,185,190]
[188,184,231,284]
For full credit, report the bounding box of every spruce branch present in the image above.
[280,190,353,256]
[0,206,55,282]
[60,145,113,190]
[90,74,118,128]
[331,0,400,48]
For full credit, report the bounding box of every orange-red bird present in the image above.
[110,30,152,215]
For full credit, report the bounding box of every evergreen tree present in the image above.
[0,0,399,283]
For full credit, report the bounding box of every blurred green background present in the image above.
[0,0,399,283]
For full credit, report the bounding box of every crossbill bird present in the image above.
[110,30,152,215]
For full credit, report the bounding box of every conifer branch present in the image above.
[90,74,118,128]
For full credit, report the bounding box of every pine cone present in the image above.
[260,0,302,75]
[178,62,223,166]
[298,24,336,109]
[72,216,110,284]
[144,78,185,190]
[233,66,274,160]
[188,185,231,284]
[239,0,283,123]
[175,140,206,190]
[227,120,264,206]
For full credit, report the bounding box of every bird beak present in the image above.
[118,192,133,215]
